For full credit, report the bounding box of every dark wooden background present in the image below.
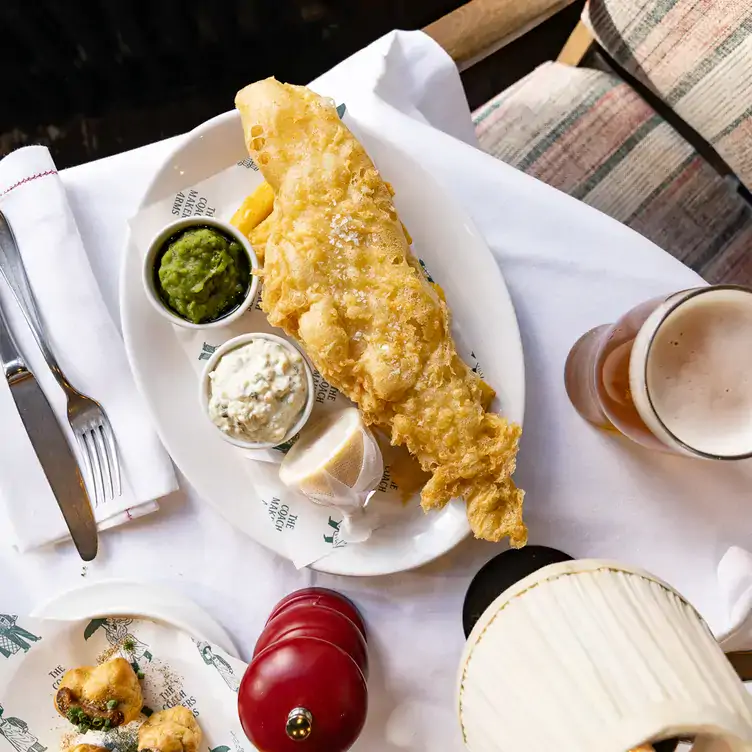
[1,0,583,167]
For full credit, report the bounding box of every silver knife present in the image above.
[0,295,98,561]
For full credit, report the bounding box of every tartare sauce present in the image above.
[208,338,308,444]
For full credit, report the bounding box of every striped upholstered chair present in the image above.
[430,0,752,285]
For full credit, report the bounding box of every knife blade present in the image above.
[0,294,98,561]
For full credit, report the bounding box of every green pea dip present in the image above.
[156,227,251,324]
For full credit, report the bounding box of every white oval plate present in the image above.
[121,110,524,576]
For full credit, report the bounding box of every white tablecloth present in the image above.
[2,30,752,751]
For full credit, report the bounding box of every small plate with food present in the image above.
[122,79,525,575]
[0,609,247,752]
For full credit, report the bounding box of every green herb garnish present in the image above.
[122,638,136,652]
[106,699,118,710]
[137,670,145,679]
[66,705,97,734]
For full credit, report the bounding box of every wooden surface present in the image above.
[460,0,586,109]
[424,0,578,69]
[557,19,595,65]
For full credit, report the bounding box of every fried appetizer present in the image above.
[137,707,202,752]
[71,745,109,752]
[56,658,143,730]
[235,78,526,545]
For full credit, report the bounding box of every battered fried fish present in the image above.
[235,78,526,545]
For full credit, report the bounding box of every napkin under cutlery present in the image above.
[0,145,177,551]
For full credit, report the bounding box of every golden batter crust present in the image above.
[235,78,526,545]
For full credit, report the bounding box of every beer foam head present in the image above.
[640,288,752,457]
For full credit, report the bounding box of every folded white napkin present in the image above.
[717,546,752,650]
[0,145,177,551]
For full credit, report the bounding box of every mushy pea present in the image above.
[156,227,251,324]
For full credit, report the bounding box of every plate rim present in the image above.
[31,579,240,657]
[121,109,525,576]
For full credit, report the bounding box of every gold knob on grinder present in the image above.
[286,707,313,741]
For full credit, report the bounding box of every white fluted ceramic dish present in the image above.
[458,560,752,752]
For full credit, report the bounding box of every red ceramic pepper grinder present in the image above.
[238,588,368,752]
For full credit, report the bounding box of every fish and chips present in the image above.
[233,78,526,546]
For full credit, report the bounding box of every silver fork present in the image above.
[0,211,121,506]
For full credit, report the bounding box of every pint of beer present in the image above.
[564,285,752,458]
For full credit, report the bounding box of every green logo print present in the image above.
[273,436,297,454]
[199,342,218,362]
[196,641,239,693]
[0,705,46,752]
[469,351,485,379]
[323,517,346,548]
[418,259,435,283]
[0,616,40,659]
[84,618,153,675]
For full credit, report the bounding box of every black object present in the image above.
[0,0,470,167]
[462,546,573,637]
[653,740,680,752]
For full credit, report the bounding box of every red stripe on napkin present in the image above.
[1,169,58,197]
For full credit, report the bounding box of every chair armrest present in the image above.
[557,19,594,65]
[424,0,577,70]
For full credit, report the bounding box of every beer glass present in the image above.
[564,285,752,459]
